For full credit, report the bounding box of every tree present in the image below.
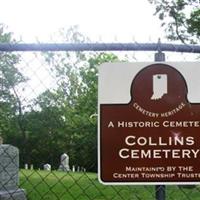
[4,26,122,171]
[149,0,200,43]
[0,24,26,143]
[22,105,67,168]
[72,53,119,171]
[30,52,119,171]
[23,27,120,171]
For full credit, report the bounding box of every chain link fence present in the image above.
[0,42,200,200]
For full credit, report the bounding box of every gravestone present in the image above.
[72,165,75,172]
[30,164,33,170]
[58,153,70,172]
[43,164,51,171]
[24,164,28,170]
[0,144,26,200]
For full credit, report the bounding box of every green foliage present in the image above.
[0,24,26,140]
[28,51,119,171]
[149,0,200,43]
[187,9,200,36]
[0,24,16,43]
[0,25,120,171]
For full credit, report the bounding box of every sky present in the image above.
[0,0,169,103]
[0,0,165,42]
[1,0,197,103]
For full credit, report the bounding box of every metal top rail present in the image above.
[0,43,200,53]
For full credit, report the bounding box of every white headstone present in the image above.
[24,164,28,170]
[0,144,26,199]
[72,165,75,172]
[43,164,51,171]
[30,164,33,170]
[58,153,70,172]
[77,166,80,172]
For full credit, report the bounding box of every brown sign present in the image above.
[99,63,200,184]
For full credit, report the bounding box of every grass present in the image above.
[19,170,200,200]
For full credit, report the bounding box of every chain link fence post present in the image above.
[154,39,166,200]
